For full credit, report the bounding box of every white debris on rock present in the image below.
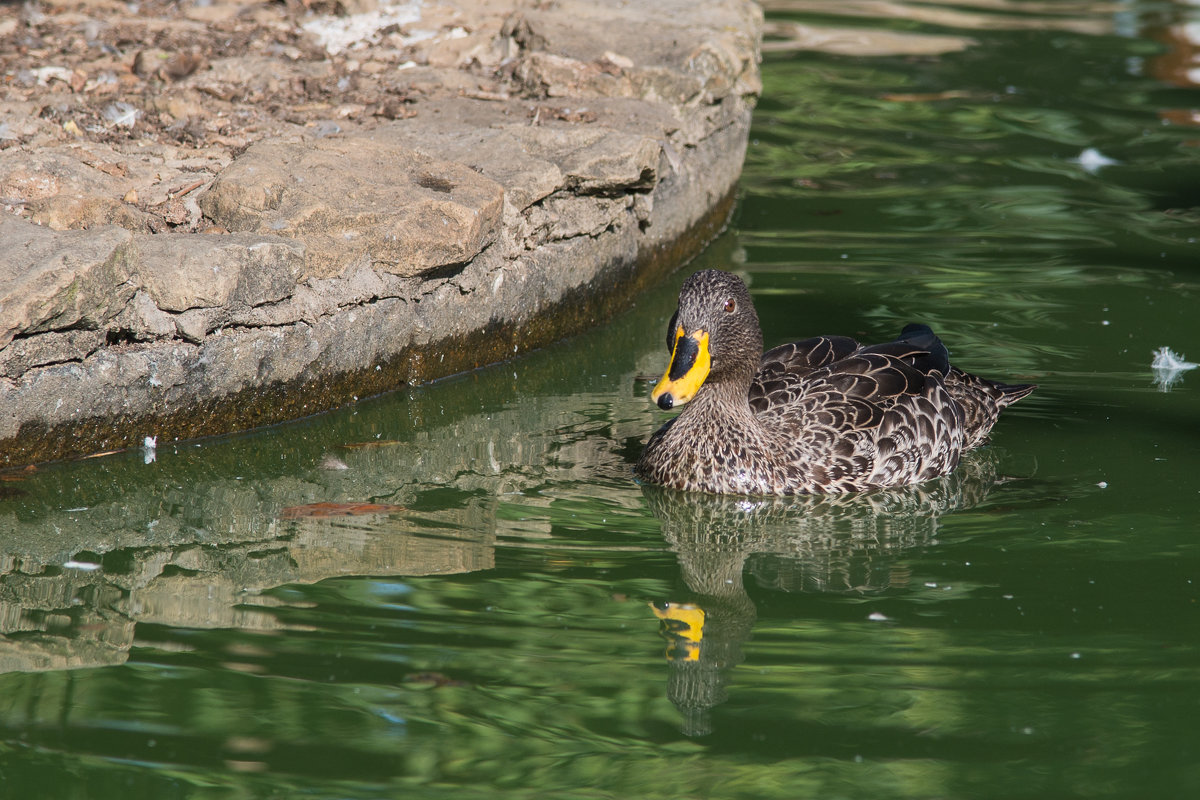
[320,453,350,470]
[302,2,429,55]
[102,102,142,127]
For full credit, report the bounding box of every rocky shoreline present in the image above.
[0,0,761,466]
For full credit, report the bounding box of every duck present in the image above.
[635,269,1035,495]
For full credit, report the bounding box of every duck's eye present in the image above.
[723,297,737,314]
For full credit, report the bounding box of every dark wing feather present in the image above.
[859,323,950,376]
[759,335,860,378]
[819,353,928,402]
[752,335,933,422]
[755,350,932,436]
[750,335,860,413]
[898,323,951,373]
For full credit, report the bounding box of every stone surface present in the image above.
[135,232,304,313]
[0,0,762,465]
[200,138,505,278]
[0,214,136,349]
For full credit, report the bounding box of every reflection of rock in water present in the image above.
[0,272,683,675]
[0,360,665,675]
[644,451,1001,736]
[0,507,494,675]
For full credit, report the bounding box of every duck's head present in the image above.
[651,270,763,410]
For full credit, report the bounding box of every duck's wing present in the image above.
[752,342,961,490]
[752,335,861,397]
[738,325,1030,491]
[859,323,949,376]
[750,332,933,419]
[797,351,931,428]
[750,335,864,419]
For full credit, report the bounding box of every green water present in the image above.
[4,2,1200,797]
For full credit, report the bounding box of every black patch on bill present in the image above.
[667,334,699,381]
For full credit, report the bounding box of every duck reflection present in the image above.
[644,451,1003,737]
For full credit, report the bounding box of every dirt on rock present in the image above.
[0,0,520,232]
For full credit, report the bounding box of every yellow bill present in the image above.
[650,601,706,662]
[651,327,711,410]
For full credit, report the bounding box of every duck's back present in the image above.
[746,333,962,492]
[743,326,1033,492]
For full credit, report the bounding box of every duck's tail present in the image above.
[894,323,1035,449]
[945,368,1036,450]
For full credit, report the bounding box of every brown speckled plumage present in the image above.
[635,270,1035,495]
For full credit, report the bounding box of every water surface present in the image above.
[3,1,1200,797]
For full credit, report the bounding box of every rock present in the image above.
[174,308,211,344]
[523,194,631,244]
[0,215,136,349]
[0,143,207,232]
[506,0,758,104]
[0,0,762,465]
[370,105,567,213]
[134,232,304,312]
[368,98,667,253]
[0,147,137,230]
[0,328,106,378]
[112,290,177,341]
[199,137,505,279]
[511,125,659,195]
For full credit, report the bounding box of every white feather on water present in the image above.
[1075,147,1119,174]
[1152,346,1198,391]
